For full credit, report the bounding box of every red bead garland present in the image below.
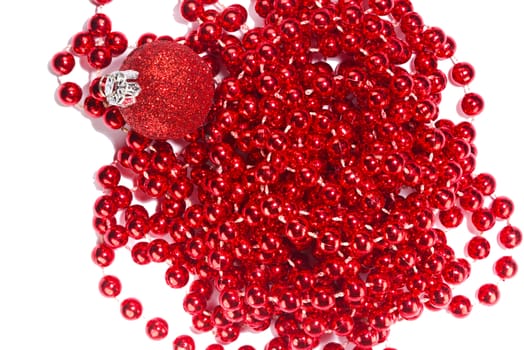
[51,0,522,349]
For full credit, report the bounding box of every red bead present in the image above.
[137,33,157,46]
[220,5,248,32]
[473,173,496,195]
[91,243,115,267]
[471,208,495,232]
[71,32,95,55]
[94,195,118,218]
[88,13,112,36]
[51,52,75,75]
[451,62,475,85]
[91,0,112,5]
[148,238,170,262]
[215,323,240,344]
[477,283,500,306]
[427,282,452,308]
[491,196,514,219]
[99,275,121,297]
[120,298,143,320]
[104,106,126,129]
[323,343,344,350]
[96,165,121,189]
[461,92,484,116]
[106,31,128,56]
[57,82,82,106]
[206,345,224,350]
[93,216,115,235]
[88,46,112,69]
[459,187,483,211]
[494,256,518,279]
[439,206,464,228]
[498,225,522,249]
[181,0,204,22]
[165,265,190,288]
[448,295,472,318]
[104,225,129,248]
[84,96,106,118]
[443,259,470,284]
[146,317,169,340]
[466,236,491,260]
[173,335,195,350]
[369,0,394,15]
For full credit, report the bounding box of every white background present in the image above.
[1,1,523,349]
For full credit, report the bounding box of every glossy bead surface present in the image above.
[448,295,472,318]
[450,62,475,85]
[146,317,169,340]
[477,283,500,306]
[92,243,115,267]
[461,92,484,116]
[99,275,121,297]
[173,335,195,350]
[491,196,514,219]
[467,236,490,260]
[57,82,82,106]
[498,225,522,249]
[494,256,518,279]
[51,52,75,75]
[121,298,143,320]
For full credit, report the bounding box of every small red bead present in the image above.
[461,92,484,116]
[51,52,75,75]
[71,32,95,55]
[451,62,475,85]
[146,317,169,340]
[471,208,495,232]
[104,106,126,129]
[323,343,344,350]
[477,283,500,306]
[94,195,118,218]
[88,47,112,69]
[448,295,472,318]
[106,31,128,56]
[439,206,464,228]
[473,173,496,195]
[88,13,112,36]
[84,96,107,118]
[131,241,151,264]
[173,335,195,350]
[104,225,129,248]
[120,298,143,320]
[91,0,112,5]
[220,5,248,32]
[91,243,115,267]
[498,225,522,249]
[206,345,224,350]
[181,0,204,22]
[491,196,514,219]
[99,275,121,297]
[467,236,491,260]
[165,265,190,288]
[494,256,518,279]
[96,165,121,189]
[57,82,82,106]
[138,33,157,46]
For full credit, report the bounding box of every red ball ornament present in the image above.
[118,40,214,140]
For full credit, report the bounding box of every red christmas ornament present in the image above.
[119,40,214,140]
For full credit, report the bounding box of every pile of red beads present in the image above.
[52,0,521,349]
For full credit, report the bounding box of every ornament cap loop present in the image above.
[102,70,141,107]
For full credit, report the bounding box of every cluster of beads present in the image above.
[53,0,521,349]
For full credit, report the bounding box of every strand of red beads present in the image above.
[52,0,522,349]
